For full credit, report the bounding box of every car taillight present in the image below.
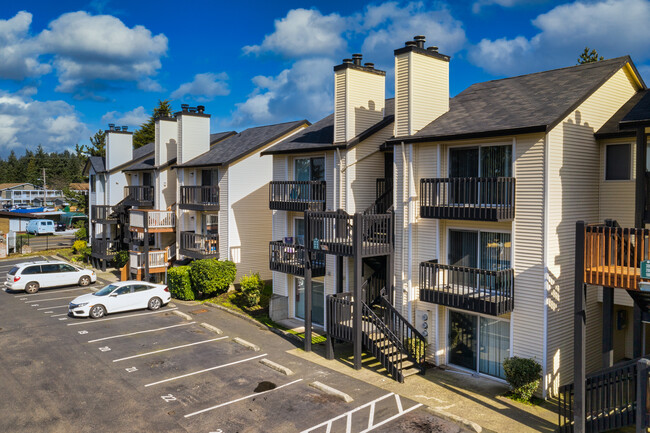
[13,276,20,282]
[164,287,169,292]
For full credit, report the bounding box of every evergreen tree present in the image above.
[80,129,106,157]
[133,99,172,149]
[578,47,604,64]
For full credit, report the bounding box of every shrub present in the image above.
[189,259,237,297]
[75,227,88,241]
[73,240,87,254]
[239,272,263,307]
[112,250,129,269]
[168,266,194,300]
[503,357,542,402]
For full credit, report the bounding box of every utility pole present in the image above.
[42,168,47,207]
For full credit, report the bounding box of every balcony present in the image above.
[91,205,116,223]
[269,241,325,277]
[419,260,514,316]
[269,181,326,211]
[123,186,154,206]
[420,177,515,221]
[91,239,119,259]
[179,231,219,259]
[129,249,171,274]
[129,210,175,233]
[179,186,219,211]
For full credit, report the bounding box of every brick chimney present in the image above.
[394,35,450,137]
[176,105,210,164]
[334,53,386,143]
[105,124,133,170]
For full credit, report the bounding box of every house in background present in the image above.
[0,183,64,208]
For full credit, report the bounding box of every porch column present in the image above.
[602,287,614,368]
[143,215,150,282]
[336,255,343,294]
[353,213,363,370]
[304,211,312,352]
[634,128,647,228]
[574,221,586,433]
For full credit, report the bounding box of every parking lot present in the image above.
[0,257,460,433]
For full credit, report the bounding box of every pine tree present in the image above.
[133,99,172,149]
[80,129,106,157]
[578,47,604,64]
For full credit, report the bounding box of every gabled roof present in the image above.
[620,90,650,129]
[595,90,649,138]
[178,120,309,168]
[210,131,237,143]
[119,142,155,172]
[262,99,395,155]
[87,156,105,174]
[387,56,644,144]
[0,183,32,191]
[69,183,89,191]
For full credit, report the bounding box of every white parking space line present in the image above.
[87,322,196,343]
[144,353,268,388]
[37,305,68,310]
[112,337,228,362]
[184,378,303,418]
[66,308,178,326]
[17,287,90,297]
[360,401,422,433]
[51,313,69,317]
[26,295,77,303]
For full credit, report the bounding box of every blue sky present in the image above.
[1,0,649,157]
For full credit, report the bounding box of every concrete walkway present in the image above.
[288,344,558,433]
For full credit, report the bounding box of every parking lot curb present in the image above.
[203,302,269,331]
[200,322,223,335]
[233,337,260,351]
[259,358,294,376]
[309,381,353,403]
[424,407,484,433]
[173,310,193,321]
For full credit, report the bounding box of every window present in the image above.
[115,286,132,295]
[59,264,76,272]
[201,169,218,186]
[41,264,59,273]
[449,145,512,178]
[21,266,41,275]
[133,284,151,292]
[294,157,325,181]
[606,143,631,180]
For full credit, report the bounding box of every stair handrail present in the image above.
[379,296,427,367]
[363,187,394,215]
[362,301,405,381]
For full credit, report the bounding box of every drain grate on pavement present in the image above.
[189,308,209,315]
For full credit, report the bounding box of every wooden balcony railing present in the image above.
[420,177,515,221]
[179,186,219,210]
[419,260,514,316]
[584,224,650,291]
[129,249,169,270]
[269,241,325,277]
[124,186,154,206]
[90,239,119,258]
[129,210,175,232]
[179,231,219,259]
[91,205,116,223]
[269,181,326,211]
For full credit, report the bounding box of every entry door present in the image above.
[142,172,152,187]
[295,278,324,326]
[448,230,478,286]
[449,148,479,205]
[448,311,477,371]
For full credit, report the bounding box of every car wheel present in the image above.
[148,297,162,311]
[25,282,39,294]
[78,276,91,286]
[89,305,106,319]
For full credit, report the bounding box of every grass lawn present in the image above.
[2,247,74,261]
[201,284,326,345]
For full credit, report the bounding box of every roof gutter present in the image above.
[382,125,547,148]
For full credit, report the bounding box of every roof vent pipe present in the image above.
[122,126,128,131]
[197,105,205,114]
[405,41,417,47]
[364,62,374,69]
[181,104,189,112]
[352,53,362,65]
[414,35,426,49]
[108,123,115,131]
[427,46,439,52]
[342,58,353,64]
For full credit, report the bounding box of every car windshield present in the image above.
[8,267,18,275]
[93,284,119,296]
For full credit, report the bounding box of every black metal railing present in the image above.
[420,177,515,221]
[360,213,393,256]
[558,357,639,433]
[268,241,325,277]
[378,296,427,371]
[179,186,219,210]
[327,293,354,343]
[365,178,393,215]
[362,301,405,382]
[377,178,392,200]
[269,181,326,211]
[419,260,514,316]
[91,239,119,258]
[361,272,386,306]
[124,186,154,205]
[179,231,219,259]
[91,205,116,222]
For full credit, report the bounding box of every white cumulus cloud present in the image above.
[0,11,51,80]
[469,0,650,75]
[171,72,230,102]
[101,106,149,129]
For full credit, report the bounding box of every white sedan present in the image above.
[69,281,171,319]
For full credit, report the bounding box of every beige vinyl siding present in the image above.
[334,73,347,143]
[334,68,385,143]
[158,167,176,210]
[394,54,410,137]
[326,151,335,211]
[599,137,636,227]
[272,155,289,297]
[410,53,449,135]
[414,143,438,292]
[394,144,408,314]
[546,66,640,395]
[218,167,229,261]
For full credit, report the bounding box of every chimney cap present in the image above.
[197,105,205,113]
[427,46,439,52]
[342,58,353,64]
[414,35,426,49]
[122,126,128,131]
[181,104,189,112]
[405,40,417,47]
[108,123,115,130]
[352,53,362,65]
[364,62,375,69]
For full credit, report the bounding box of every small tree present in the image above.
[168,266,194,300]
[503,357,542,402]
[578,47,604,64]
[239,272,263,307]
[112,250,130,269]
[188,259,236,297]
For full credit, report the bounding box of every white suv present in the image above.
[5,261,96,294]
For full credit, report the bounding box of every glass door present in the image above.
[448,311,477,371]
[295,278,324,325]
[448,230,477,286]
[479,317,509,378]
[449,148,478,206]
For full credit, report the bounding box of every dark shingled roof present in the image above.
[263,99,395,155]
[178,120,309,167]
[88,156,105,173]
[210,131,237,143]
[388,56,640,143]
[596,90,649,138]
[121,142,156,172]
[620,90,650,128]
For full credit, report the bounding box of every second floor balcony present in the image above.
[129,248,173,273]
[269,240,325,277]
[269,181,326,212]
[179,186,219,211]
[123,186,154,207]
[91,205,117,223]
[129,209,175,233]
[90,239,119,259]
[419,260,514,316]
[179,231,219,259]
[420,177,515,222]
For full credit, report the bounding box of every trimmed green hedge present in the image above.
[168,266,194,300]
[503,357,542,402]
[189,259,236,296]
[112,250,129,269]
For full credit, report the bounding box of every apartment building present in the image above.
[0,183,64,208]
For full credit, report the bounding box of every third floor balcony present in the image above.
[269,181,326,212]
[123,186,154,207]
[179,186,219,211]
[129,209,175,233]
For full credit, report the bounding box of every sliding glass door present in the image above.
[295,277,324,326]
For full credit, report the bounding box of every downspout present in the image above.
[401,142,407,315]
[408,143,414,322]
[542,133,549,399]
